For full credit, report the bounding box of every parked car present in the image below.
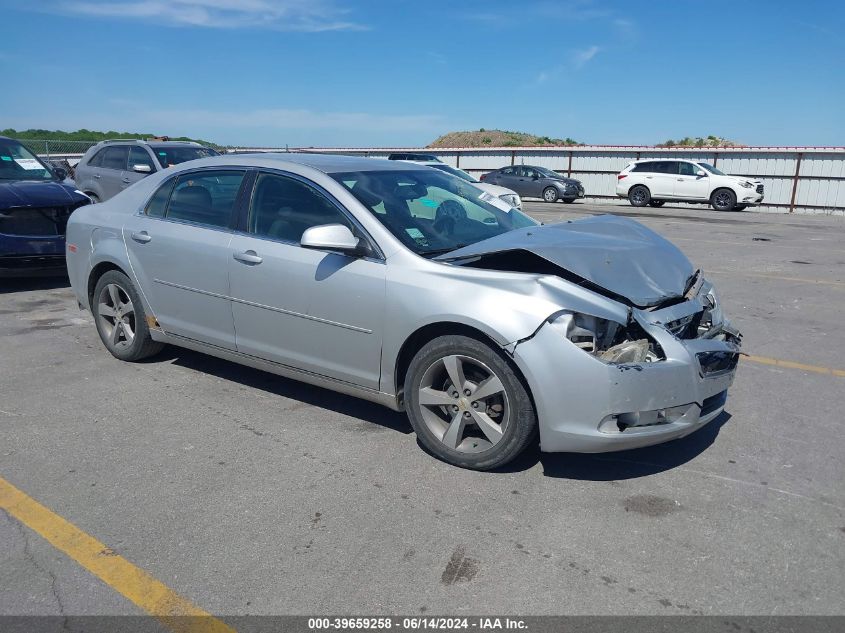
[388,152,442,162]
[616,159,764,211]
[66,153,741,470]
[0,136,91,276]
[74,139,219,202]
[402,160,522,209]
[481,165,584,203]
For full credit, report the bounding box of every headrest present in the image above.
[173,185,212,208]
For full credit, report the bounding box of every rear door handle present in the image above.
[131,231,151,244]
[233,250,263,265]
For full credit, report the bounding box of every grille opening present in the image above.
[0,206,77,237]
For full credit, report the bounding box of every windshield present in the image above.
[0,139,55,181]
[154,146,219,168]
[332,169,538,256]
[430,163,480,183]
[697,162,726,176]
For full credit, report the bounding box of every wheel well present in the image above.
[630,183,650,194]
[710,186,734,200]
[394,323,501,401]
[87,262,126,306]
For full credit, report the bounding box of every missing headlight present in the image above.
[548,311,662,363]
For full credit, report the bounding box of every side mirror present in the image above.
[300,224,362,255]
[53,167,68,180]
[132,164,153,174]
[696,170,707,177]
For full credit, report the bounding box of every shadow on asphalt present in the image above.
[147,346,730,479]
[505,411,731,480]
[0,275,70,295]
[161,346,413,435]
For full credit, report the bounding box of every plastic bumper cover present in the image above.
[512,308,739,453]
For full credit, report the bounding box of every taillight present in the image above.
[480,173,487,181]
[617,174,627,180]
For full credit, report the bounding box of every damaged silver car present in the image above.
[65,154,741,470]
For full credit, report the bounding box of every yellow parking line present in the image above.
[0,476,235,633]
[743,354,845,377]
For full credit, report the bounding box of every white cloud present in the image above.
[573,45,600,68]
[46,0,366,31]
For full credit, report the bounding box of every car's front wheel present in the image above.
[405,335,537,470]
[711,188,737,211]
[93,270,164,361]
[542,187,559,203]
[628,185,650,207]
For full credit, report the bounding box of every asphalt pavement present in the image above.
[1,200,843,618]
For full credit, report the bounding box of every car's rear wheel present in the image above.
[711,188,737,211]
[628,185,650,207]
[405,335,537,470]
[733,204,748,211]
[93,270,164,362]
[542,187,559,203]
[648,200,665,207]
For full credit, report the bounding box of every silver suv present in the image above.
[74,139,218,202]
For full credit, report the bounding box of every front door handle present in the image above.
[93,174,101,179]
[130,231,151,244]
[233,250,263,265]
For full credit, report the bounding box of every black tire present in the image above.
[710,188,737,211]
[733,204,748,211]
[562,197,577,204]
[648,200,665,208]
[405,335,537,471]
[92,270,164,361]
[542,187,559,203]
[628,185,650,207]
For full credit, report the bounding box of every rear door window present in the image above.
[164,170,246,229]
[101,146,129,171]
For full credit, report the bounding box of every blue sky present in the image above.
[1,0,843,147]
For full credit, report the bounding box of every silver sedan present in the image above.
[65,153,741,470]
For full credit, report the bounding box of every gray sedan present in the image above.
[65,154,741,470]
[482,164,585,203]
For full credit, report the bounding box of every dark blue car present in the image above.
[0,136,91,276]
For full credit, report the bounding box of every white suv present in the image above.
[616,159,764,211]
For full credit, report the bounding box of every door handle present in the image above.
[122,177,131,184]
[233,250,263,265]
[93,174,100,179]
[130,231,151,244]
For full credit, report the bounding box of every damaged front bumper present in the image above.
[510,284,741,453]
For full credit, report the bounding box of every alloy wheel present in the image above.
[97,283,136,350]
[416,354,510,453]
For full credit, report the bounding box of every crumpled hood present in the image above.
[0,180,86,209]
[438,215,696,307]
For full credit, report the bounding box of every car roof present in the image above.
[178,152,430,174]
